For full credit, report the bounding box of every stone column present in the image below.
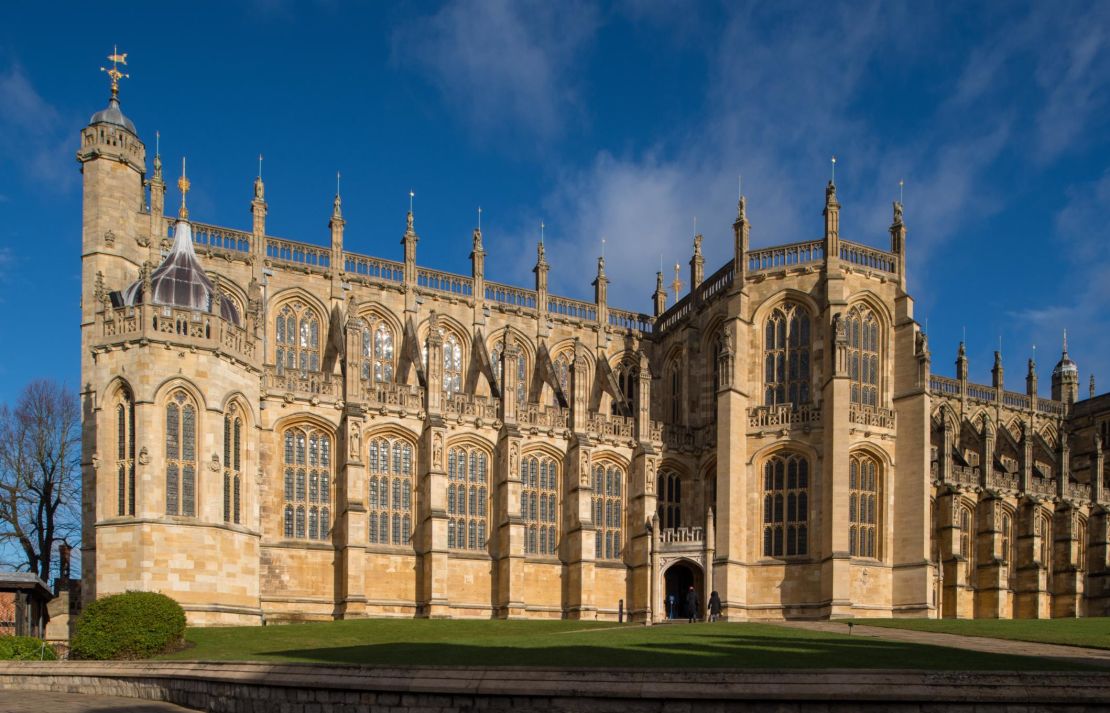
[336,406,367,618]
[418,323,449,617]
[714,316,750,620]
[565,342,596,619]
[495,337,525,618]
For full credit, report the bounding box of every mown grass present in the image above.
[842,617,1110,650]
[160,619,1087,670]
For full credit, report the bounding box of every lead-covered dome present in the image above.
[119,219,240,326]
[90,95,136,134]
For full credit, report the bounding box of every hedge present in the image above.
[70,591,186,660]
[0,636,57,661]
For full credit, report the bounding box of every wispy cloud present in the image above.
[0,64,74,191]
[392,0,600,141]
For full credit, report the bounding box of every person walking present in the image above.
[685,586,699,623]
[708,590,722,622]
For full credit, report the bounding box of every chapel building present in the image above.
[79,76,1110,625]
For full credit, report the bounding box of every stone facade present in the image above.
[79,84,1110,625]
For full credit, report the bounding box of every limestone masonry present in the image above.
[79,77,1110,625]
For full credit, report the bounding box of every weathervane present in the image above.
[178,157,190,220]
[100,45,129,98]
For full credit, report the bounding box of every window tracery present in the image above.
[223,405,243,524]
[762,453,809,557]
[552,353,570,406]
[848,305,879,406]
[281,426,331,541]
[593,463,624,560]
[490,340,527,406]
[849,454,879,558]
[959,504,975,574]
[521,453,558,556]
[275,301,320,375]
[115,388,136,517]
[360,318,394,383]
[657,470,681,529]
[763,304,811,406]
[447,445,488,550]
[611,360,635,416]
[165,391,197,517]
[368,436,413,545]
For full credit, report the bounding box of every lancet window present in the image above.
[848,305,879,406]
[223,406,243,524]
[763,304,811,407]
[849,454,879,558]
[360,319,394,383]
[1078,516,1088,572]
[521,453,558,556]
[611,360,636,416]
[447,446,488,550]
[165,391,197,517]
[491,340,527,406]
[443,333,462,395]
[368,436,413,546]
[115,388,136,517]
[552,354,570,406]
[1036,511,1052,572]
[762,453,809,557]
[281,426,331,540]
[593,464,624,560]
[959,504,975,574]
[657,470,681,529]
[275,302,320,375]
[669,362,682,422]
[1001,510,1015,588]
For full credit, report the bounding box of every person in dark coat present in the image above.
[708,590,722,622]
[685,586,699,623]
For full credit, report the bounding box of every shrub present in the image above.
[0,636,57,661]
[71,591,186,660]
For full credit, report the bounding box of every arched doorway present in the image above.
[663,560,703,620]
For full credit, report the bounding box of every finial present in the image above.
[99,45,129,99]
[831,155,837,183]
[671,263,683,301]
[153,131,162,175]
[177,156,190,220]
[333,171,342,216]
[409,189,415,214]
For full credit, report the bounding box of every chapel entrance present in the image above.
[662,560,703,620]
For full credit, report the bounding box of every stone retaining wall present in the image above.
[1,662,1108,712]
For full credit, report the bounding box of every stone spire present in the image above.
[653,270,666,317]
[402,192,419,307]
[147,131,166,263]
[991,350,1004,390]
[732,193,750,285]
[329,173,345,298]
[689,231,704,289]
[956,341,968,383]
[823,176,840,258]
[1052,329,1079,404]
[890,198,906,286]
[1026,355,1038,398]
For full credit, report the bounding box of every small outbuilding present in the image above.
[0,573,54,638]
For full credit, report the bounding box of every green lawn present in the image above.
[843,617,1110,650]
[161,619,1087,670]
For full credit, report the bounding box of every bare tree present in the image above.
[0,380,81,582]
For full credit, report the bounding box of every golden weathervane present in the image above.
[100,45,129,98]
[178,157,190,220]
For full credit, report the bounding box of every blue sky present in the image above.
[1,1,1109,406]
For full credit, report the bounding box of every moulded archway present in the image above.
[662,559,704,620]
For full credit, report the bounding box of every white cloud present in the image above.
[0,65,74,191]
[392,0,600,141]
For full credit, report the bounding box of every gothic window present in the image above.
[611,360,635,416]
[848,305,879,406]
[552,354,570,407]
[447,445,488,550]
[1078,516,1088,572]
[521,453,558,556]
[275,302,320,375]
[593,464,624,560]
[367,436,413,546]
[669,362,682,423]
[657,470,681,529]
[223,405,243,524]
[959,504,975,574]
[281,426,331,541]
[762,453,809,557]
[1036,511,1052,572]
[165,391,197,517]
[849,454,879,558]
[763,304,811,406]
[490,340,527,406]
[115,388,136,517]
[1001,510,1015,588]
[360,319,394,383]
[444,333,462,395]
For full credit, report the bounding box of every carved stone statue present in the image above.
[349,423,361,459]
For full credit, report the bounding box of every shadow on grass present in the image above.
[261,628,1087,671]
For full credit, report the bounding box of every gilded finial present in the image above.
[177,157,190,220]
[99,45,129,99]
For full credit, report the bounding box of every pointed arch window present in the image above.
[848,305,879,406]
[521,454,558,556]
[657,470,681,529]
[368,436,413,546]
[1036,511,1052,570]
[1001,510,1015,589]
[491,340,527,406]
[360,319,395,383]
[959,504,975,575]
[281,425,331,541]
[223,405,243,524]
[275,301,320,375]
[762,453,809,557]
[669,362,682,422]
[1077,516,1088,572]
[447,445,488,550]
[849,454,879,558]
[115,388,136,517]
[611,360,636,416]
[593,464,624,560]
[552,354,570,407]
[763,304,811,406]
[443,333,462,395]
[165,391,197,517]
